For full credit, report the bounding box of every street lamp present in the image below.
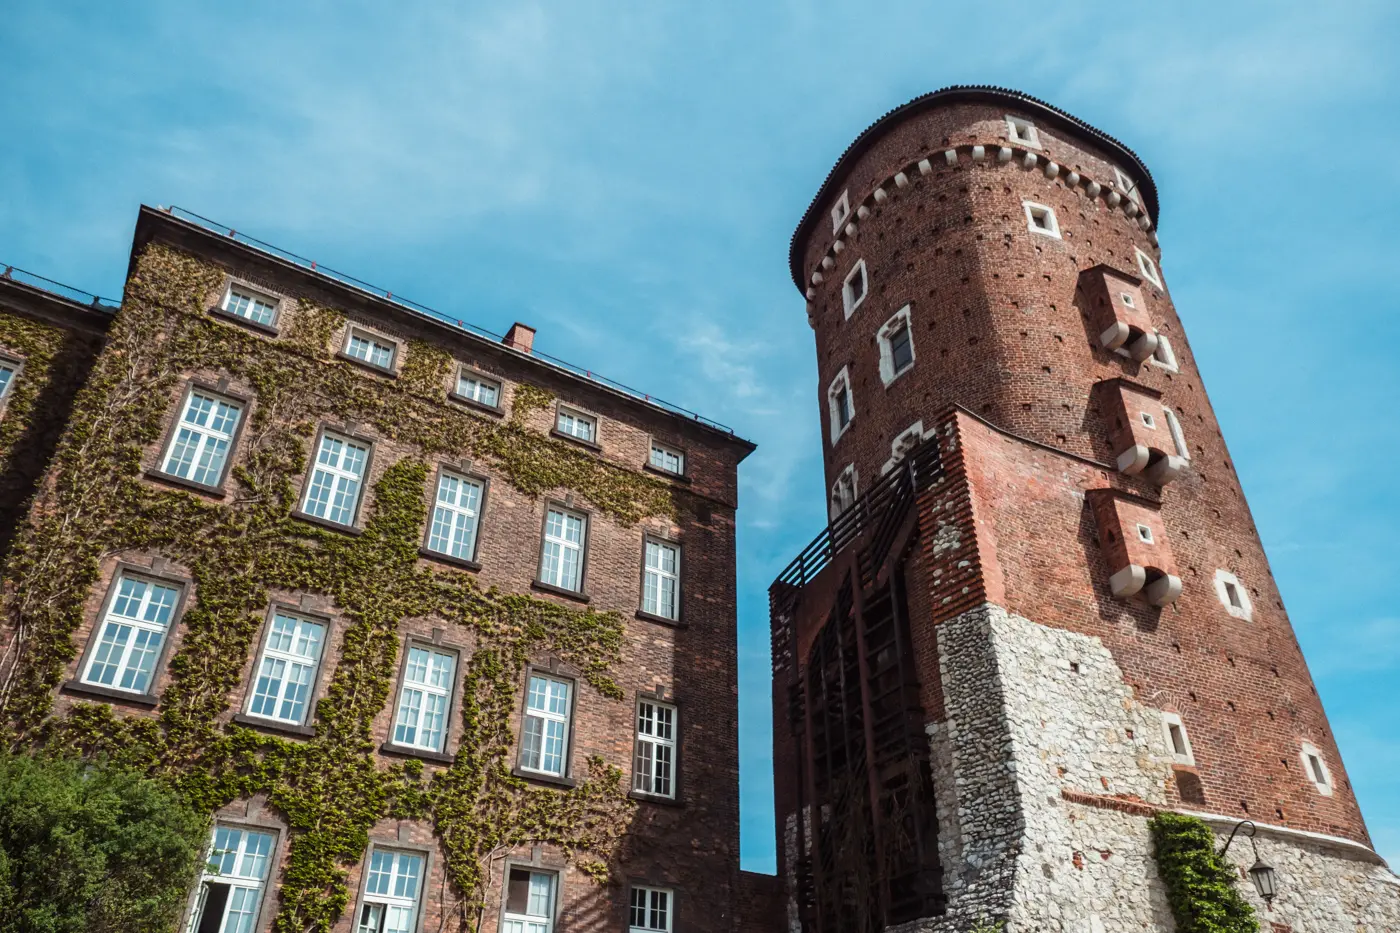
[1219,820,1279,905]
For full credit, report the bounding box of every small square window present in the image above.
[1162,712,1194,766]
[1140,411,1157,429]
[221,285,280,329]
[1024,202,1060,239]
[555,407,597,445]
[343,329,396,371]
[1006,115,1041,148]
[454,368,501,408]
[1136,249,1163,289]
[830,190,851,234]
[1136,523,1155,544]
[1120,292,1136,308]
[649,442,684,475]
[842,260,869,318]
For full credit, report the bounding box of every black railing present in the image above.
[161,206,739,436]
[0,265,120,310]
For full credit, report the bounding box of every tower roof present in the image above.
[788,85,1159,292]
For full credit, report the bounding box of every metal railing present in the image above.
[161,206,738,435]
[0,265,120,311]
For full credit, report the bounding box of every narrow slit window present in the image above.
[830,190,851,234]
[392,646,456,753]
[222,287,279,328]
[878,306,916,385]
[187,825,275,933]
[1213,569,1253,621]
[1162,712,1194,765]
[649,442,684,475]
[827,368,854,443]
[163,390,243,487]
[1163,407,1190,460]
[247,611,325,725]
[355,849,424,933]
[539,508,585,592]
[634,700,677,798]
[629,885,674,932]
[1300,743,1333,795]
[302,434,369,526]
[426,472,483,562]
[82,573,180,695]
[455,370,500,408]
[842,261,868,317]
[503,868,556,933]
[555,408,597,444]
[519,674,572,777]
[345,330,396,370]
[642,539,680,621]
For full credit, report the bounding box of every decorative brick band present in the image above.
[1061,788,1163,819]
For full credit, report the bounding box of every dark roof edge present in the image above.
[0,276,114,335]
[788,85,1160,292]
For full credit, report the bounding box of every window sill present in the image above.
[418,547,481,572]
[232,712,316,738]
[549,429,602,453]
[1170,761,1199,774]
[881,365,914,390]
[209,305,281,336]
[291,509,363,536]
[511,766,576,789]
[447,391,504,417]
[531,580,590,604]
[642,464,690,484]
[335,351,398,378]
[61,679,158,708]
[635,609,686,629]
[380,742,455,765]
[145,468,228,499]
[629,790,684,808]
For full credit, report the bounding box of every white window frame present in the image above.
[538,507,586,592]
[1136,523,1155,544]
[425,471,484,563]
[1023,201,1061,239]
[830,464,858,521]
[186,824,276,933]
[634,699,678,799]
[162,388,243,488]
[344,328,397,371]
[454,368,501,408]
[827,367,854,445]
[1162,407,1190,460]
[1113,165,1143,207]
[642,538,680,621]
[1151,333,1179,372]
[1005,115,1041,149]
[629,884,675,932]
[1213,569,1253,621]
[81,572,181,695]
[392,644,457,753]
[355,847,425,933]
[554,406,598,444]
[301,432,370,527]
[842,259,869,318]
[0,358,21,400]
[246,610,326,726]
[502,867,557,933]
[1162,712,1195,766]
[221,285,280,329]
[1136,248,1163,289]
[648,441,684,475]
[1299,742,1334,796]
[882,421,926,475]
[1120,291,1137,309]
[1140,411,1157,430]
[519,673,573,777]
[876,305,916,386]
[830,190,851,234]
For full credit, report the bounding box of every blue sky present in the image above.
[3,0,1398,873]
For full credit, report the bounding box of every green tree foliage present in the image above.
[1149,812,1258,933]
[0,752,207,933]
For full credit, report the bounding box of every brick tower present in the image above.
[769,86,1400,933]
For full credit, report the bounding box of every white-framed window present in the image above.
[1213,569,1253,621]
[1136,249,1163,289]
[162,389,243,487]
[0,359,19,399]
[1113,166,1143,207]
[519,674,572,777]
[302,433,369,526]
[842,260,869,318]
[186,825,275,933]
[642,538,680,621]
[634,699,677,798]
[882,421,926,474]
[1140,411,1157,429]
[1005,115,1041,148]
[1023,201,1061,238]
[1162,407,1190,460]
[455,369,501,408]
[344,329,397,370]
[1151,333,1179,372]
[830,464,858,520]
[1120,291,1137,309]
[830,190,851,234]
[221,286,279,328]
[827,367,854,444]
[356,848,425,933]
[392,645,456,753]
[247,611,326,726]
[539,508,585,592]
[629,885,674,932]
[503,868,557,933]
[1162,712,1195,766]
[426,471,483,563]
[1299,742,1334,796]
[555,407,597,444]
[649,442,684,475]
[82,572,180,695]
[877,305,916,385]
[1136,523,1155,544]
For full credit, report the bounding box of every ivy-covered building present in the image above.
[0,206,772,933]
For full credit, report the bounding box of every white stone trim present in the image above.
[1161,711,1196,766]
[1300,741,1335,797]
[1005,114,1041,149]
[1135,523,1155,544]
[1150,332,1179,372]
[826,366,854,446]
[1179,808,1388,865]
[1163,406,1190,461]
[830,190,850,234]
[875,305,916,386]
[1136,248,1163,288]
[1113,165,1143,208]
[841,260,868,319]
[829,464,857,521]
[881,421,925,474]
[1212,569,1253,621]
[1023,201,1061,239]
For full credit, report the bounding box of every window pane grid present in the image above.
[555,410,595,442]
[191,826,275,933]
[642,540,679,620]
[82,575,178,694]
[629,885,673,932]
[303,435,368,525]
[649,444,683,474]
[634,701,676,798]
[456,373,499,407]
[539,509,583,591]
[393,647,454,751]
[0,363,15,398]
[347,333,394,369]
[503,869,555,933]
[426,473,482,561]
[163,391,242,486]
[224,289,278,326]
[359,850,423,933]
[520,675,571,776]
[248,613,325,724]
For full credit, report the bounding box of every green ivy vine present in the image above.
[1149,812,1258,933]
[0,243,680,931]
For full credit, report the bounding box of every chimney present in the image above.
[504,322,536,354]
